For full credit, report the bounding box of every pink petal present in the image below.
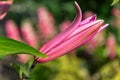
[39,2,82,54]
[61,14,96,31]
[98,24,109,32]
[68,20,103,39]
[0,1,13,20]
[80,14,96,25]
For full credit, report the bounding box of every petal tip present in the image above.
[74,1,82,22]
[74,1,78,6]
[74,1,80,10]
[98,24,109,32]
[90,14,97,21]
[97,20,104,23]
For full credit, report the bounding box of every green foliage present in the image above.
[30,55,90,80]
[19,61,32,79]
[92,60,120,80]
[111,0,119,5]
[0,36,46,59]
[11,58,34,79]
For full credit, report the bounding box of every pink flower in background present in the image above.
[112,7,120,17]
[5,6,57,63]
[5,20,38,63]
[111,7,120,28]
[59,20,71,32]
[21,21,38,48]
[106,35,116,59]
[0,0,13,20]
[37,2,109,63]
[5,20,22,41]
[37,7,56,41]
[85,30,105,54]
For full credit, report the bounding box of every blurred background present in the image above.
[1,0,120,80]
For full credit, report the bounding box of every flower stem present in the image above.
[30,57,38,71]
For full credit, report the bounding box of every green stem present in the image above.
[30,57,38,71]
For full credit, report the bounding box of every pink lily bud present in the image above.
[0,0,13,20]
[5,20,22,41]
[37,2,109,63]
[106,35,116,59]
[59,20,71,32]
[37,7,56,41]
[21,21,38,48]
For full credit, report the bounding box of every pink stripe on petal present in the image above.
[98,24,109,32]
[68,20,103,39]
[45,21,103,55]
[80,14,96,25]
[40,2,82,53]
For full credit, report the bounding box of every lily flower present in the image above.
[106,35,116,59]
[37,7,56,41]
[37,2,109,63]
[0,0,13,20]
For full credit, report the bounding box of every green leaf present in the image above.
[11,61,33,79]
[111,0,119,5]
[0,36,46,58]
[19,64,30,78]
[19,59,34,79]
